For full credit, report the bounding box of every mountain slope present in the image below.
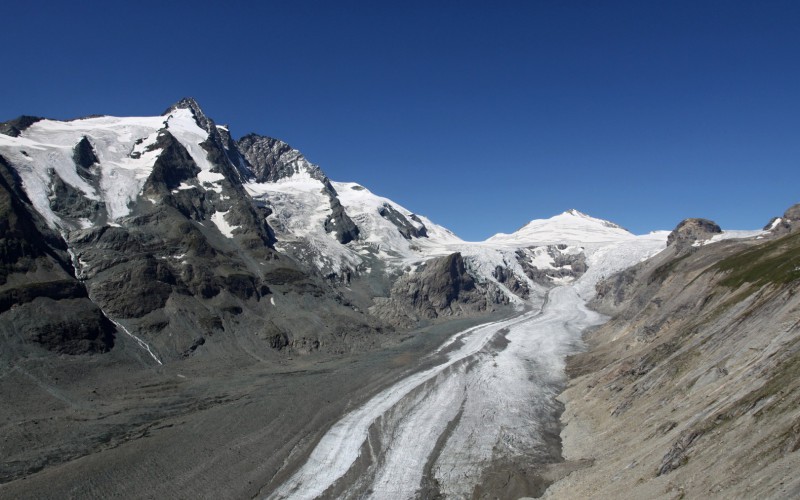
[0,99,389,364]
[0,155,114,356]
[545,210,800,499]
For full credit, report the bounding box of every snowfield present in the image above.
[0,108,226,229]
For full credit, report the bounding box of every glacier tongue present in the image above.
[268,234,666,499]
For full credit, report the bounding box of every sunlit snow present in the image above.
[211,210,238,238]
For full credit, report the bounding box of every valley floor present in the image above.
[270,286,597,499]
[0,313,511,500]
[1,289,600,500]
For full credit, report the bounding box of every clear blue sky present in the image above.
[3,1,799,240]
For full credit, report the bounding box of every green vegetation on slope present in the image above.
[713,232,800,288]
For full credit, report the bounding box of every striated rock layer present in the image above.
[545,215,800,499]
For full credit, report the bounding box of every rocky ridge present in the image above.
[545,212,800,499]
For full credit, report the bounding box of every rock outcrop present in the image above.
[0,115,43,137]
[378,203,428,239]
[665,218,722,250]
[765,202,800,234]
[371,252,506,325]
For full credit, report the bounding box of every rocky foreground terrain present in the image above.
[0,98,798,499]
[546,206,800,499]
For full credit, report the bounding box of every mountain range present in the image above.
[1,98,797,499]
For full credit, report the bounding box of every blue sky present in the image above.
[3,1,799,240]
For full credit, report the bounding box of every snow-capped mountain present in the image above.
[0,97,668,362]
[488,208,633,244]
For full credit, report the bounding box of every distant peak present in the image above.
[557,209,626,231]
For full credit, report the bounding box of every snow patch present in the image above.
[245,178,363,275]
[211,210,238,238]
[695,229,767,247]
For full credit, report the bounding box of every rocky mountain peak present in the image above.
[666,218,722,249]
[163,97,215,133]
[237,134,327,184]
[164,96,204,115]
[764,202,800,233]
[783,203,800,221]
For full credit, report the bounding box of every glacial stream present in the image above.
[268,285,606,499]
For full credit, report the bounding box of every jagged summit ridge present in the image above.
[163,97,210,127]
[238,133,327,184]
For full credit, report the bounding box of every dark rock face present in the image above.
[90,257,174,318]
[49,174,103,222]
[492,265,530,298]
[0,116,44,137]
[373,253,505,324]
[325,195,361,244]
[379,203,427,240]
[73,136,99,172]
[144,131,201,193]
[515,245,587,287]
[7,297,114,354]
[417,253,476,311]
[666,218,722,250]
[409,214,429,237]
[213,124,253,182]
[182,336,205,357]
[0,156,62,286]
[0,155,116,355]
[238,134,327,183]
[0,279,87,314]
